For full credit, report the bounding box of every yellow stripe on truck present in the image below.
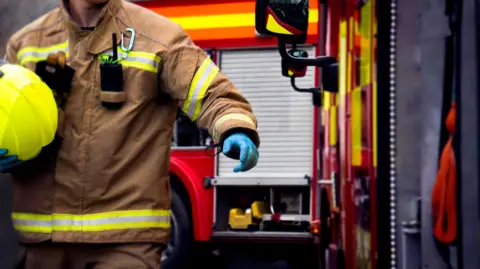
[329,106,337,146]
[170,10,319,30]
[351,87,362,166]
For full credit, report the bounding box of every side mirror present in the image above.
[255,0,336,70]
[322,63,339,93]
[282,49,308,77]
[255,0,339,106]
[255,0,309,44]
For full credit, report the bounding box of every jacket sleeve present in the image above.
[160,25,260,147]
[4,39,19,64]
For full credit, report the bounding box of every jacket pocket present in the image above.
[122,68,158,104]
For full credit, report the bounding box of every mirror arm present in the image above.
[291,77,322,93]
[278,38,337,67]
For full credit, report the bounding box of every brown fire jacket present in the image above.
[5,0,259,244]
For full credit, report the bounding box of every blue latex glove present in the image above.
[222,133,259,173]
[0,149,22,173]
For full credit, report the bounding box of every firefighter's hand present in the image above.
[222,133,259,172]
[0,149,22,173]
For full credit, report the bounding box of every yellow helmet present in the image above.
[0,61,58,161]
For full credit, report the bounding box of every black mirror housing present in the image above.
[255,0,309,44]
[254,0,339,101]
[282,49,308,77]
[312,90,322,107]
[322,63,339,93]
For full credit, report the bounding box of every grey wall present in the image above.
[396,0,452,267]
[0,0,59,56]
[418,0,452,268]
[395,0,424,265]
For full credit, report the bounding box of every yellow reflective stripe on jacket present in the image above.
[213,113,256,142]
[17,41,69,66]
[183,57,219,121]
[12,209,170,234]
[99,48,161,73]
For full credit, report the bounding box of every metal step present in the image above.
[211,176,311,186]
[211,231,314,243]
[261,214,311,222]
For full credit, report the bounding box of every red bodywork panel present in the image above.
[143,0,321,244]
[170,149,215,241]
[135,0,319,50]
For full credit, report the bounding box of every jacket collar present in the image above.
[60,0,123,55]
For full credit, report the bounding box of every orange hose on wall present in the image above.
[431,102,457,244]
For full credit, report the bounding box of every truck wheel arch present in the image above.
[169,157,212,241]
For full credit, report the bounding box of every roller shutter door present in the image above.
[217,47,316,179]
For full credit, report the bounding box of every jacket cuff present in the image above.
[212,113,260,148]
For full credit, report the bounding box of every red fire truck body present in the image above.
[135,1,380,268]
[169,149,215,241]
[134,1,324,267]
[141,0,480,269]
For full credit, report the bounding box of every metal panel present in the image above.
[218,47,316,178]
[458,0,480,267]
[417,0,452,268]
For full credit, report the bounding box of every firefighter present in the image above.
[1,0,260,268]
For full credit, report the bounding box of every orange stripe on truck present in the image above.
[186,23,318,41]
[149,1,319,17]
[147,1,319,41]
[149,2,255,17]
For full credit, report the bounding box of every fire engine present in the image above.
[133,0,480,269]
[254,0,480,269]
[132,1,328,268]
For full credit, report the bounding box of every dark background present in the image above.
[0,1,60,267]
[0,173,19,269]
[0,0,59,56]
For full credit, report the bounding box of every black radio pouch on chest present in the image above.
[99,62,125,109]
[99,32,126,109]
